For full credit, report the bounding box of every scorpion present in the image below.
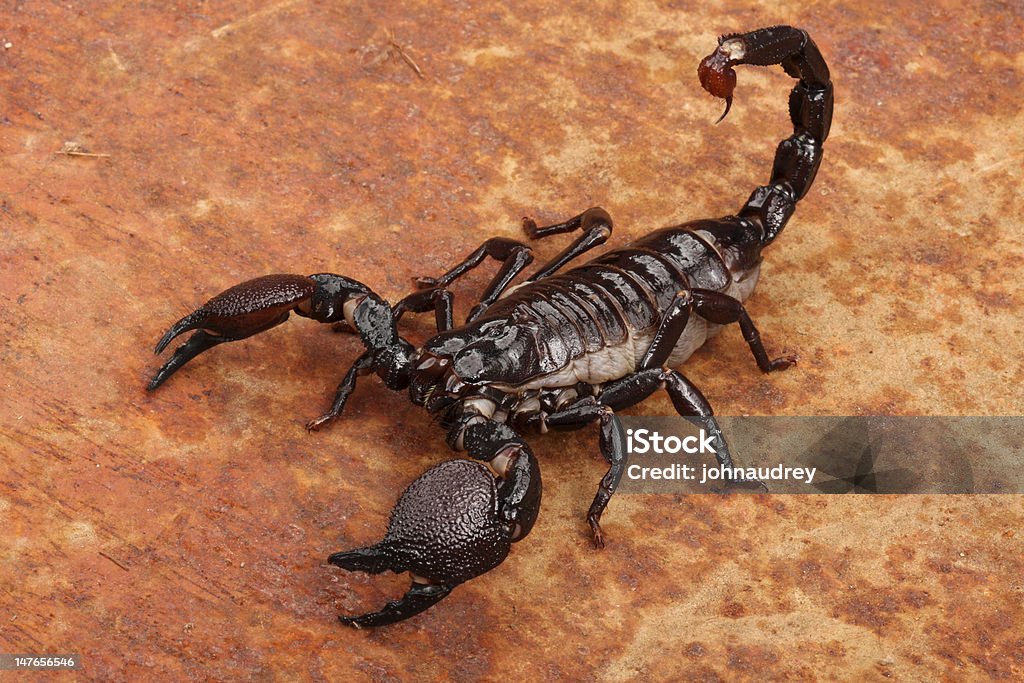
[148,26,832,627]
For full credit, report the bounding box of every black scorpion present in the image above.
[148,26,832,627]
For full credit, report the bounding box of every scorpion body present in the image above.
[149,26,833,627]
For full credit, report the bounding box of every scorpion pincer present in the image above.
[148,26,832,627]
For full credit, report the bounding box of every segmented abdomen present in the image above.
[482,219,752,386]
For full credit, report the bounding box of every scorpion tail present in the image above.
[698,26,833,246]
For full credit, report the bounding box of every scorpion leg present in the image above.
[541,369,736,547]
[414,237,533,291]
[638,289,694,371]
[304,351,374,432]
[466,208,613,322]
[467,244,535,321]
[691,288,796,373]
[599,369,766,492]
[412,237,535,324]
[393,287,455,332]
[524,207,613,282]
[539,340,762,547]
[330,421,541,627]
[409,208,614,325]
[544,399,625,548]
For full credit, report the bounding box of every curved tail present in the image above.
[699,26,833,246]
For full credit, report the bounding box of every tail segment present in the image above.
[699,26,833,246]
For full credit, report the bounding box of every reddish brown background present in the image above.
[2,1,1022,680]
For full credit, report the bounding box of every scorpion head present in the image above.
[416,317,544,394]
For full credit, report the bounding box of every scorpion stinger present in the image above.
[149,25,833,627]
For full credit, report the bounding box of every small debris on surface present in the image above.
[56,141,111,158]
[211,0,302,39]
[361,28,426,79]
[99,550,130,571]
[387,28,425,79]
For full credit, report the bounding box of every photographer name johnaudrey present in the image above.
[627,462,816,484]
[625,428,817,484]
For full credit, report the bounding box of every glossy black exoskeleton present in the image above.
[148,26,832,627]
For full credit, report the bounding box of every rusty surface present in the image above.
[2,1,1022,680]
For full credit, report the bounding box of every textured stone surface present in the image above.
[1,1,1022,680]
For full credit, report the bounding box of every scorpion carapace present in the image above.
[148,26,832,627]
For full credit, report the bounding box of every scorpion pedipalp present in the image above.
[330,423,541,627]
[148,274,319,390]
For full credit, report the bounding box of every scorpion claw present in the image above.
[148,275,317,390]
[330,455,537,626]
[328,545,395,574]
[329,544,456,628]
[327,536,456,626]
[148,329,234,391]
[153,310,207,355]
[338,582,453,629]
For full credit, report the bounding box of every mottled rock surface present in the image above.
[1,2,1021,680]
